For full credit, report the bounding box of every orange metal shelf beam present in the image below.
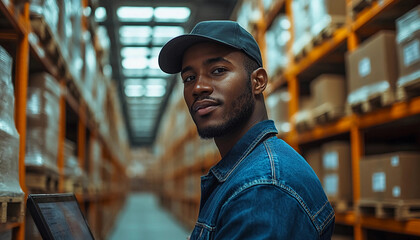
[335,212,356,225]
[360,216,420,236]
[357,97,420,129]
[0,0,26,35]
[296,116,353,145]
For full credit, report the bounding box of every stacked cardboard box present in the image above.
[396,5,420,97]
[321,141,352,203]
[360,152,420,202]
[311,74,347,123]
[304,148,323,182]
[0,46,23,197]
[292,96,315,132]
[25,73,60,173]
[346,31,399,110]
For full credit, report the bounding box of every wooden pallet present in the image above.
[0,196,25,223]
[349,89,395,114]
[351,0,375,17]
[358,199,420,221]
[396,76,420,101]
[26,169,59,193]
[331,199,353,213]
[312,20,345,46]
[294,42,313,62]
[312,104,346,125]
[295,117,315,133]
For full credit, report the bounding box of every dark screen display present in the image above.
[38,201,93,240]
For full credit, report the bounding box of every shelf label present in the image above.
[372,172,386,192]
[323,174,338,196]
[391,155,400,167]
[358,57,371,78]
[403,39,420,67]
[393,186,401,198]
[323,151,339,170]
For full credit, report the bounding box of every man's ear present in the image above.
[251,68,268,95]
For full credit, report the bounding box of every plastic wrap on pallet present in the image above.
[56,0,72,62]
[68,0,82,82]
[25,73,60,172]
[89,139,102,189]
[236,0,261,32]
[292,0,312,56]
[30,0,59,37]
[309,0,346,37]
[63,140,82,179]
[82,32,98,106]
[267,89,290,135]
[396,5,420,87]
[0,47,23,197]
[265,15,290,77]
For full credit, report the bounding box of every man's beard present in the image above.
[195,81,255,139]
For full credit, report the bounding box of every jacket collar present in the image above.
[210,120,278,182]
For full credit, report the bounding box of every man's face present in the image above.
[181,42,255,138]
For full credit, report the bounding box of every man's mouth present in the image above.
[192,99,220,117]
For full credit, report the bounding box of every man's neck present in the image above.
[214,113,268,158]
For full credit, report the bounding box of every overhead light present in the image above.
[154,7,191,22]
[95,7,107,22]
[117,6,153,22]
[146,85,166,97]
[121,47,150,58]
[152,26,184,45]
[124,85,145,97]
[119,26,152,45]
[122,57,148,69]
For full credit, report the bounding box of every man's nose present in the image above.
[192,75,213,97]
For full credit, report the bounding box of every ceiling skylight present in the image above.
[117,7,154,22]
[154,7,191,22]
[95,7,107,22]
[119,26,152,45]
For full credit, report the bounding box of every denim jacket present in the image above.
[189,120,335,239]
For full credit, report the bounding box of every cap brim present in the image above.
[158,34,238,74]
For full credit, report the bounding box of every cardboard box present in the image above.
[346,31,399,105]
[304,148,323,182]
[396,5,420,87]
[321,141,352,201]
[360,152,420,202]
[266,89,290,135]
[311,74,347,120]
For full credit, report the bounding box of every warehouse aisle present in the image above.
[107,193,190,240]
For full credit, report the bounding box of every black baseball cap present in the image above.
[158,20,263,74]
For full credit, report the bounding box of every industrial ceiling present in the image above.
[96,0,239,147]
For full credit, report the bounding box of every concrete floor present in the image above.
[107,193,191,240]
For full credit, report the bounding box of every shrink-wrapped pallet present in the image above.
[308,0,346,38]
[265,15,290,78]
[25,73,60,172]
[63,140,83,180]
[396,5,420,97]
[0,46,23,197]
[29,0,59,37]
[266,89,290,135]
[291,0,312,57]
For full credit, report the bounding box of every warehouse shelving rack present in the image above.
[0,0,129,239]
[153,0,420,238]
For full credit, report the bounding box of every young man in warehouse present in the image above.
[158,20,335,239]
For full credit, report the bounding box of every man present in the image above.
[159,20,335,239]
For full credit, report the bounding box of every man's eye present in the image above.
[183,75,195,83]
[212,68,226,74]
